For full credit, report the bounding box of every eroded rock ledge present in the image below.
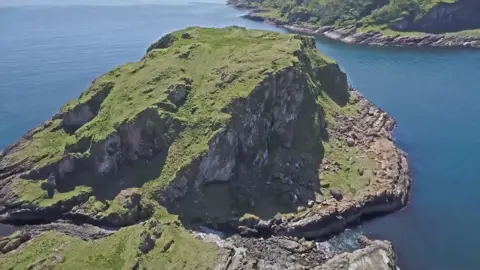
[195,227,397,270]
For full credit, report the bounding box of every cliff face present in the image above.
[0,27,409,269]
[388,0,480,33]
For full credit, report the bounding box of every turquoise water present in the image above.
[1,1,480,269]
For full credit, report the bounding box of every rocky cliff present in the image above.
[0,27,409,269]
[229,0,480,48]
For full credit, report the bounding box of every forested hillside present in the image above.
[230,0,480,34]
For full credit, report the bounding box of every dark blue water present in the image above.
[1,1,480,269]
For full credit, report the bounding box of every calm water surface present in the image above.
[1,1,480,269]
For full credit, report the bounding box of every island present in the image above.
[228,0,480,48]
[0,27,410,269]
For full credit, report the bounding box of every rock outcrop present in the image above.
[0,27,409,269]
[196,227,397,270]
[316,237,397,270]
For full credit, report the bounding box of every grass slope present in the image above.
[0,222,218,270]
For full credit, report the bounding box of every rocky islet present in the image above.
[0,26,409,269]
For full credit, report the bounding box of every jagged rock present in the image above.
[105,189,151,226]
[138,231,156,254]
[357,235,372,247]
[181,32,192,39]
[147,219,164,238]
[213,235,324,269]
[307,200,314,208]
[40,173,56,199]
[315,240,397,270]
[347,137,355,147]
[330,189,343,201]
[167,84,190,105]
[161,239,174,253]
[0,231,30,254]
[238,226,258,237]
[23,221,115,241]
[146,33,177,52]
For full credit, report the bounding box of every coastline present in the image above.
[238,9,480,49]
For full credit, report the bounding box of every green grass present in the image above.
[317,91,359,122]
[360,24,426,37]
[80,196,109,215]
[0,222,218,270]
[13,179,92,207]
[3,119,76,170]
[320,140,375,196]
[448,29,480,37]
[315,91,376,196]
[140,225,218,269]
[255,8,290,23]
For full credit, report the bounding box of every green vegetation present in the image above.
[365,0,456,25]
[315,90,375,196]
[320,140,375,195]
[448,29,480,37]
[140,225,218,270]
[234,0,477,35]
[13,179,92,208]
[4,119,76,170]
[80,196,109,215]
[0,221,218,270]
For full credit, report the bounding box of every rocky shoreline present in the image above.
[239,9,480,49]
[212,87,411,242]
[196,226,398,270]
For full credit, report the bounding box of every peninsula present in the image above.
[0,27,410,269]
[229,0,480,48]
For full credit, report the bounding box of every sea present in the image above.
[1,1,480,269]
